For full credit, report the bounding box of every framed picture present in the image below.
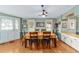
[62,21,67,28]
[36,22,45,27]
[68,19,75,29]
[28,20,34,28]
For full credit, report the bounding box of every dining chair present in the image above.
[51,33,57,47]
[23,32,30,48]
[25,38,30,48]
[38,32,43,49]
[42,32,51,49]
[29,32,39,49]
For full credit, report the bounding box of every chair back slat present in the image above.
[30,32,38,39]
[43,32,51,39]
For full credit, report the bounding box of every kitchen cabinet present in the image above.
[61,33,79,51]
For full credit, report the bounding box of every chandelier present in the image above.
[40,5,48,17]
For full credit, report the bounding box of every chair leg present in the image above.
[42,40,44,49]
[43,39,47,49]
[38,39,40,49]
[37,40,39,49]
[29,40,32,49]
[54,38,57,47]
[50,39,52,48]
[52,38,57,48]
[25,40,27,48]
[39,40,42,49]
[45,40,47,48]
[51,39,54,48]
[36,40,39,49]
[48,40,50,49]
[34,40,39,49]
[46,40,50,49]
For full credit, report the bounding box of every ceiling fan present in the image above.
[39,5,48,17]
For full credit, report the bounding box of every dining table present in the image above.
[22,32,57,48]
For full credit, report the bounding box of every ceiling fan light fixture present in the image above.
[41,5,44,7]
[39,5,48,17]
[42,15,46,17]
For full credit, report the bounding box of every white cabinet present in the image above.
[61,33,79,51]
[71,38,79,50]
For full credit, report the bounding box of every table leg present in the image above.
[25,40,27,48]
[51,39,53,48]
[53,38,57,47]
[30,40,32,50]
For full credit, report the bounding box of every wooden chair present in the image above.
[51,33,57,47]
[38,32,43,49]
[29,32,39,49]
[23,33,30,48]
[42,32,51,49]
[25,38,30,48]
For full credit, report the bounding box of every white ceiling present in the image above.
[0,5,75,18]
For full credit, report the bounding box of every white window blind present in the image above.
[15,20,19,30]
[1,19,13,30]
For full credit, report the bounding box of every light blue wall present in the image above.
[60,6,79,34]
[53,6,79,40]
[0,13,21,44]
[25,18,57,32]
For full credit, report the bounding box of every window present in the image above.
[1,19,13,30]
[46,21,52,31]
[15,20,19,30]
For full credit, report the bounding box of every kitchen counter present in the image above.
[62,32,79,38]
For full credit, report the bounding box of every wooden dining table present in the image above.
[22,32,57,48]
